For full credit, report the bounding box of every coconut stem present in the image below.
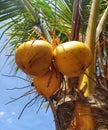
[79,0,99,96]
[22,0,39,22]
[96,6,108,42]
[70,0,81,41]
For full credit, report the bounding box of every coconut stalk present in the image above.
[22,0,39,22]
[22,0,52,42]
[79,0,99,96]
[69,0,80,41]
[96,6,108,42]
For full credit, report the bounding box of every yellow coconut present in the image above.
[33,69,61,98]
[53,41,92,77]
[15,40,53,76]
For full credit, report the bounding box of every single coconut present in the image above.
[33,69,61,98]
[15,40,53,76]
[53,41,92,77]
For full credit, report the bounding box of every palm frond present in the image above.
[0,0,24,21]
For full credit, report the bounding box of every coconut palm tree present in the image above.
[0,0,108,130]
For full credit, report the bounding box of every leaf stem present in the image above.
[79,0,99,96]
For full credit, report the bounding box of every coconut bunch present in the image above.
[15,40,92,98]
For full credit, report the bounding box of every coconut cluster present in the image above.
[15,40,92,98]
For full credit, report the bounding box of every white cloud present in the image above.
[11,111,16,115]
[0,111,15,124]
[7,118,13,124]
[0,111,5,118]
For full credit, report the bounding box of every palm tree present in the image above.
[0,0,108,130]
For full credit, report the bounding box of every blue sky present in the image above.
[0,22,55,130]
